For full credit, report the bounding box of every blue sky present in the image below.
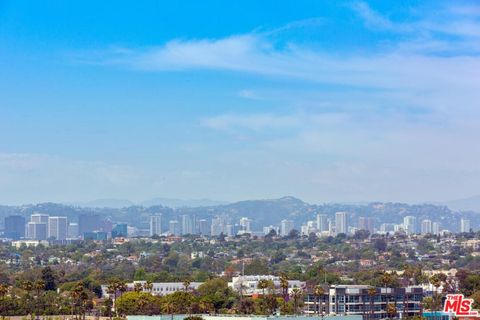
[1,0,480,205]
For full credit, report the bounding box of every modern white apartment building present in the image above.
[149,214,162,236]
[335,212,347,235]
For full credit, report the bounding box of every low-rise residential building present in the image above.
[101,281,204,298]
[228,275,305,296]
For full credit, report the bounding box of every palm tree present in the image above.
[106,281,118,316]
[386,302,397,319]
[381,272,395,317]
[71,282,85,320]
[257,279,270,297]
[183,279,191,292]
[34,280,45,319]
[430,274,442,320]
[313,285,325,319]
[279,273,289,307]
[143,281,153,293]
[134,282,143,293]
[117,281,127,316]
[290,288,303,315]
[368,287,376,320]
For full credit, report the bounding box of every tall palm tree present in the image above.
[117,281,127,316]
[183,279,191,292]
[313,285,325,319]
[34,280,45,319]
[0,284,8,298]
[368,287,376,320]
[430,274,442,320]
[106,282,118,316]
[381,272,395,317]
[279,273,289,307]
[257,279,270,297]
[71,282,85,320]
[290,288,303,315]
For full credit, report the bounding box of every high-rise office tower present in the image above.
[403,216,416,235]
[316,214,328,232]
[169,220,180,236]
[27,222,47,240]
[181,215,194,235]
[112,223,128,238]
[31,213,49,224]
[211,215,228,236]
[335,212,347,235]
[78,214,101,234]
[68,222,79,238]
[4,215,26,239]
[421,219,432,235]
[48,216,68,240]
[280,219,294,236]
[358,217,374,234]
[150,214,162,236]
[198,219,210,236]
[239,217,252,233]
[432,222,440,235]
[461,218,471,233]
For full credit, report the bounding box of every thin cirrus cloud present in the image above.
[98,2,480,98]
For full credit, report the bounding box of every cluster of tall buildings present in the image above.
[3,213,129,241]
[379,216,444,235]
[4,211,475,242]
[149,213,211,237]
[3,213,70,241]
[298,212,350,237]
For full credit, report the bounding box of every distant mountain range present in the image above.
[439,195,480,212]
[67,197,228,209]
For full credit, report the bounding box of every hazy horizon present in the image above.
[1,1,480,204]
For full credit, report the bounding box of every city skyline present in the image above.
[1,1,480,205]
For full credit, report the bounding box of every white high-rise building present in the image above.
[421,219,432,235]
[316,214,328,232]
[239,217,252,233]
[280,219,294,237]
[48,216,68,240]
[263,225,280,235]
[403,216,416,235]
[211,215,228,236]
[31,213,49,224]
[182,215,194,235]
[461,218,471,233]
[432,222,440,235]
[27,222,47,240]
[301,220,317,236]
[150,214,162,236]
[335,212,347,235]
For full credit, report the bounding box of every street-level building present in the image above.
[304,285,423,319]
